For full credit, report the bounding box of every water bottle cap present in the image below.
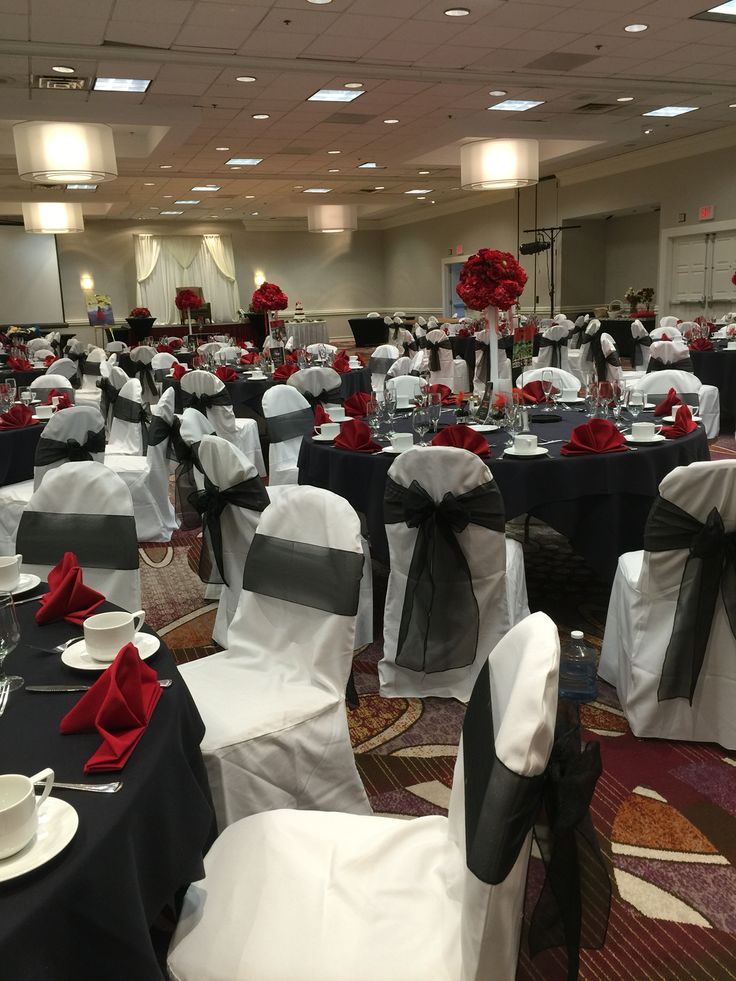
[571,630,584,640]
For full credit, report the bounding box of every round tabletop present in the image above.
[691,347,736,427]
[298,407,710,579]
[0,591,214,981]
[0,367,47,388]
[0,419,46,486]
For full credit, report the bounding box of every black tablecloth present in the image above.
[449,336,476,380]
[691,349,736,429]
[0,421,45,486]
[0,593,215,981]
[298,408,709,579]
[0,368,47,388]
[348,318,389,347]
[599,317,655,360]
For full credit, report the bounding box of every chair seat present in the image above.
[0,480,34,554]
[168,809,460,981]
[0,480,34,508]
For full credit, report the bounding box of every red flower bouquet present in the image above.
[251,282,288,313]
[129,306,151,318]
[175,290,202,313]
[456,248,527,312]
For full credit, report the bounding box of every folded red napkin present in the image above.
[513,387,537,405]
[45,390,72,410]
[273,363,299,380]
[240,352,259,365]
[431,424,490,458]
[458,327,470,338]
[60,643,162,773]
[313,404,333,430]
[653,388,682,417]
[156,343,174,354]
[35,551,105,626]
[214,366,238,382]
[561,418,628,456]
[43,354,58,368]
[660,334,671,342]
[334,419,381,453]
[332,352,350,374]
[286,349,305,364]
[689,338,714,353]
[171,363,188,380]
[0,403,34,429]
[169,338,182,350]
[425,383,455,406]
[661,403,697,439]
[7,356,33,371]
[343,391,373,417]
[522,381,559,404]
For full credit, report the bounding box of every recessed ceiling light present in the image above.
[303,187,332,193]
[52,65,75,74]
[358,162,379,169]
[229,167,241,170]
[416,196,426,200]
[693,1,736,21]
[344,82,363,89]
[209,215,218,218]
[215,147,230,151]
[66,183,96,190]
[643,106,698,117]
[149,206,159,210]
[143,182,155,186]
[307,0,333,4]
[94,77,151,92]
[160,211,183,215]
[405,189,433,195]
[224,207,233,211]
[488,99,544,111]
[245,194,256,199]
[444,7,470,15]
[159,165,172,169]
[225,157,262,166]
[192,185,220,191]
[308,88,363,103]
[624,23,648,32]
[252,113,270,120]
[643,127,654,135]
[384,118,399,124]
[730,103,736,108]
[163,195,173,198]
[617,97,635,103]
[328,168,340,173]
[327,149,341,154]
[293,186,304,190]
[175,199,200,204]
[418,170,430,175]
[236,76,256,83]
[489,89,507,97]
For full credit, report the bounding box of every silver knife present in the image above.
[26,679,173,692]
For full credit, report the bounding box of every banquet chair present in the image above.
[425,328,469,394]
[76,348,107,407]
[26,337,49,356]
[106,340,128,354]
[366,311,380,318]
[213,346,242,364]
[108,378,149,456]
[630,369,719,439]
[151,351,179,381]
[568,314,589,350]
[368,343,400,392]
[517,367,581,392]
[98,364,128,433]
[651,324,682,340]
[46,357,80,388]
[657,317,681,335]
[536,322,571,372]
[599,460,736,749]
[262,385,313,485]
[128,345,158,404]
[287,366,341,405]
[180,371,265,475]
[17,461,141,612]
[173,408,217,516]
[622,319,651,380]
[30,373,75,405]
[600,333,623,384]
[379,446,529,700]
[306,343,338,358]
[30,348,55,363]
[198,342,224,358]
[413,323,428,341]
[386,374,423,404]
[168,612,560,981]
[0,405,106,556]
[472,329,512,396]
[385,356,413,379]
[177,485,371,829]
[647,339,693,373]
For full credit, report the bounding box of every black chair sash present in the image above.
[268,406,314,443]
[644,495,736,703]
[426,339,452,373]
[173,440,205,530]
[384,477,505,674]
[182,388,233,416]
[35,429,106,467]
[189,474,269,584]
[243,534,363,616]
[97,377,119,422]
[539,335,568,369]
[568,323,587,349]
[368,356,397,375]
[300,386,342,408]
[632,334,652,367]
[17,511,138,569]
[147,414,179,462]
[82,362,103,377]
[647,355,693,374]
[580,332,605,380]
[65,351,85,387]
[131,360,158,401]
[113,394,151,453]
[402,340,417,357]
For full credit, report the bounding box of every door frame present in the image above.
[659,217,736,313]
[441,254,470,318]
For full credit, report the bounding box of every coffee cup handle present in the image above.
[132,610,145,634]
[30,768,54,809]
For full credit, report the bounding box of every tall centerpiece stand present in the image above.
[175,289,203,343]
[250,281,289,368]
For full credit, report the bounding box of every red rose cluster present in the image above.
[456,248,527,312]
[251,282,288,312]
[175,290,202,312]
[129,306,151,318]
[732,271,736,287]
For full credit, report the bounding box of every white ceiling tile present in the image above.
[360,39,440,62]
[239,30,315,56]
[112,0,194,24]
[31,18,108,43]
[105,20,182,46]
[301,34,378,58]
[324,12,403,40]
[0,14,28,40]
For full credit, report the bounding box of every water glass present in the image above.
[0,593,22,692]
[540,369,554,412]
[426,391,443,431]
[503,403,522,446]
[597,381,613,420]
[584,379,598,418]
[412,406,430,446]
[383,389,397,436]
[627,389,644,419]
[366,397,381,440]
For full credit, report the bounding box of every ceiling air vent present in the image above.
[359,187,381,193]
[575,102,619,114]
[325,112,375,125]
[34,75,90,91]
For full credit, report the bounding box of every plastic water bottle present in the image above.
[559,630,598,703]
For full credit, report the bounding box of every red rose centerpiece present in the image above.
[129,306,151,318]
[125,306,156,344]
[251,282,288,313]
[456,248,527,313]
[175,289,203,334]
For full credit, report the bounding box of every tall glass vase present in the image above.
[483,306,500,387]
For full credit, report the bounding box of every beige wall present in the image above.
[603,211,660,302]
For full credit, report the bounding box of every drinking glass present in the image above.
[540,369,554,413]
[584,379,598,418]
[366,397,382,441]
[426,391,443,432]
[0,593,22,692]
[611,382,626,429]
[19,387,32,407]
[383,389,397,437]
[627,389,644,419]
[412,406,430,446]
[597,381,613,420]
[466,394,480,424]
[4,379,16,404]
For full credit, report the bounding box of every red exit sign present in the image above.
[699,204,715,221]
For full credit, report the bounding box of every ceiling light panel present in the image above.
[191,185,220,191]
[175,199,200,204]
[692,1,736,20]
[308,89,363,103]
[303,187,332,193]
[225,158,262,166]
[405,189,433,194]
[488,100,545,112]
[94,77,151,93]
[643,106,698,117]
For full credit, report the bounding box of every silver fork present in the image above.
[0,680,10,717]
[33,779,122,793]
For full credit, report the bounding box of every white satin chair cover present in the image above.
[517,367,580,392]
[622,319,650,381]
[167,612,559,981]
[385,356,413,380]
[287,366,341,402]
[129,345,158,405]
[151,352,179,377]
[75,348,107,408]
[101,365,129,433]
[26,337,49,355]
[262,385,311,485]
[197,342,223,357]
[386,374,424,404]
[30,374,75,405]
[425,329,469,394]
[17,461,141,612]
[657,317,681,334]
[306,343,338,357]
[30,348,54,362]
[107,378,146,455]
[600,461,736,748]
[648,339,692,370]
[631,369,719,439]
[179,371,265,475]
[369,344,400,392]
[536,322,572,372]
[213,346,242,364]
[600,333,623,384]
[45,358,78,384]
[106,341,127,353]
[379,447,529,700]
[651,325,682,340]
[177,485,371,828]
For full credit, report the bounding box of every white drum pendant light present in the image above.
[14,121,117,184]
[460,139,539,190]
[308,203,357,233]
[22,202,84,234]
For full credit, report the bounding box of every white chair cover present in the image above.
[30,348,54,363]
[151,352,179,379]
[424,329,469,393]
[600,461,736,748]
[648,339,692,372]
[385,356,413,380]
[107,378,147,456]
[517,367,581,392]
[76,348,107,407]
[262,385,312,486]
[536,322,571,372]
[366,311,380,318]
[17,461,141,612]
[128,345,159,404]
[386,374,423,405]
[167,612,559,981]
[631,369,719,439]
[30,374,75,405]
[180,371,265,475]
[213,346,242,364]
[379,446,529,700]
[99,365,129,433]
[177,485,371,828]
[600,333,623,384]
[306,343,338,357]
[198,342,224,357]
[658,316,681,334]
[287,367,341,402]
[627,319,651,375]
[368,344,400,392]
[46,358,78,385]
[106,341,128,353]
[27,337,49,355]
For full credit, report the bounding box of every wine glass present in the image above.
[627,389,644,419]
[584,379,598,418]
[426,391,443,432]
[412,405,430,446]
[366,396,382,441]
[540,369,554,413]
[0,593,22,692]
[383,388,397,437]
[4,379,16,405]
[466,394,480,425]
[597,381,613,420]
[611,382,626,429]
[503,402,522,446]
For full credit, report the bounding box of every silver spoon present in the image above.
[35,780,122,794]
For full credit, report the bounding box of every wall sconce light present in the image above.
[80,273,94,291]
[254,270,266,287]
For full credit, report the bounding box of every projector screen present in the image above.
[0,225,64,324]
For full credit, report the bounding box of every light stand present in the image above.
[522,225,581,318]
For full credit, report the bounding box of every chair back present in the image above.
[287,366,341,401]
[647,339,693,373]
[262,386,312,485]
[106,341,127,353]
[630,319,651,370]
[34,405,105,489]
[537,322,571,372]
[30,374,75,405]
[214,346,242,364]
[47,357,79,385]
[517,366,580,391]
[180,370,237,437]
[17,461,141,612]
[144,387,179,534]
[386,374,423,402]
[27,337,49,355]
[424,329,454,389]
[31,348,55,363]
[385,356,413,379]
[109,378,148,455]
[631,369,702,411]
[152,352,179,381]
[198,342,223,357]
[306,343,338,357]
[80,347,107,392]
[600,333,623,383]
[368,343,399,392]
[658,316,680,333]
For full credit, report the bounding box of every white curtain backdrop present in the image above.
[134,234,241,324]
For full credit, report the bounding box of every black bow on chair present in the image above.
[64,352,85,388]
[632,334,652,367]
[644,497,736,703]
[539,334,568,368]
[113,395,151,453]
[131,359,158,402]
[35,429,106,466]
[189,474,269,584]
[182,388,233,416]
[426,338,452,373]
[97,377,119,423]
[384,478,506,674]
[147,413,180,461]
[647,354,694,374]
[580,332,619,381]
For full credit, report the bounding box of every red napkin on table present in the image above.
[35,551,105,626]
[240,352,259,365]
[431,424,490,458]
[313,404,333,430]
[286,349,305,364]
[424,383,455,406]
[43,354,58,368]
[60,643,162,773]
[653,388,682,417]
[689,338,714,353]
[169,338,183,350]
[171,363,188,380]
[334,419,381,453]
[273,363,299,381]
[0,403,34,429]
[343,391,373,417]
[458,327,470,338]
[661,404,698,439]
[44,390,72,410]
[7,357,33,371]
[332,352,350,374]
[156,343,174,354]
[561,418,628,456]
[215,366,238,383]
[521,381,559,404]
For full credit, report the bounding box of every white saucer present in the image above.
[624,433,666,445]
[61,632,160,671]
[312,433,336,442]
[503,447,549,458]
[662,413,701,423]
[468,423,499,432]
[559,397,584,404]
[10,573,41,596]
[382,445,414,455]
[0,796,78,883]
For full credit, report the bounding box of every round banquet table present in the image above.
[0,419,45,486]
[298,408,710,580]
[0,591,215,981]
[691,348,736,429]
[0,367,47,388]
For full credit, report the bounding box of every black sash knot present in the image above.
[539,335,568,368]
[633,334,652,367]
[189,474,269,584]
[426,338,451,373]
[35,430,105,466]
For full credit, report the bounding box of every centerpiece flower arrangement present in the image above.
[250,282,288,313]
[130,306,151,318]
[125,305,156,343]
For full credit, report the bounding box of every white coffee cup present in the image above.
[50,396,59,407]
[329,406,347,422]
[0,768,54,859]
[320,422,341,439]
[562,388,579,400]
[35,404,53,420]
[728,341,736,350]
[513,434,538,454]
[390,433,414,451]
[631,421,656,441]
[83,609,146,663]
[0,554,21,592]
